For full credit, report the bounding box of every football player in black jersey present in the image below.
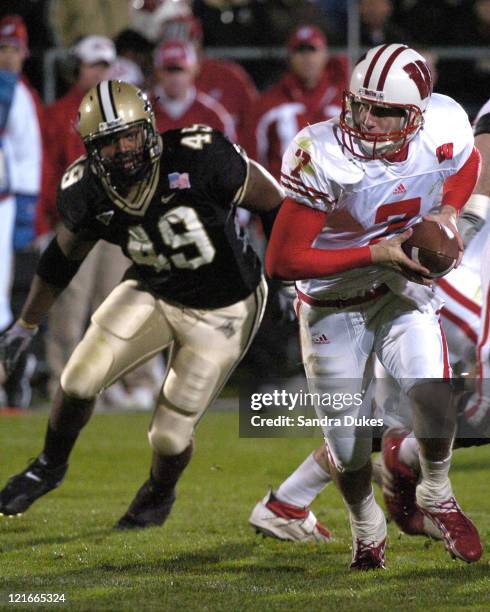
[0,80,283,528]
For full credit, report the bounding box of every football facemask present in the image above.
[340,93,424,159]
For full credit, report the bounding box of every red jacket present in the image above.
[196,56,258,138]
[241,56,348,180]
[35,85,86,235]
[151,87,236,141]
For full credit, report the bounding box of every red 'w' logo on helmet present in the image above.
[403,60,432,99]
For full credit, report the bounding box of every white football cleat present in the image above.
[249,490,331,542]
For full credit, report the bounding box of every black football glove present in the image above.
[0,322,38,381]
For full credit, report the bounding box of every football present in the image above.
[401,220,460,278]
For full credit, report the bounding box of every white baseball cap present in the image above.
[107,57,144,86]
[72,35,116,65]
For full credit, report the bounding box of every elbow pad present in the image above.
[36,237,83,288]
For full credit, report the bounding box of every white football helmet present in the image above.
[339,44,433,159]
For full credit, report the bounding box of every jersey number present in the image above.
[291,149,312,177]
[61,162,85,190]
[180,125,213,150]
[127,206,216,271]
[370,197,421,243]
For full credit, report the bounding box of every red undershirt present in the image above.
[265,146,481,280]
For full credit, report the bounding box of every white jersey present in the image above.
[281,93,474,304]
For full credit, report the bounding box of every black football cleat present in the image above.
[0,455,68,515]
[115,479,176,530]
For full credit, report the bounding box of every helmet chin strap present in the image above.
[359,137,404,159]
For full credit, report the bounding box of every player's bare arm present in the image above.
[474,132,490,196]
[240,159,284,213]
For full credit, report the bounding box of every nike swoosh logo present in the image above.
[161,193,176,204]
[25,471,42,482]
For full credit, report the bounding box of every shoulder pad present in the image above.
[423,94,473,160]
[281,121,364,212]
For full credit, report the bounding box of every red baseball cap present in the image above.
[154,40,197,70]
[0,14,28,52]
[287,25,327,53]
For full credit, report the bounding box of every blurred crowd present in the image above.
[0,0,488,410]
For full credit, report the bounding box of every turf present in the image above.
[1,410,490,611]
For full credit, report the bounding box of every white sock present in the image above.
[416,454,453,509]
[398,435,420,469]
[276,453,331,507]
[347,489,386,541]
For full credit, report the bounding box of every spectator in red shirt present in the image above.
[159,16,258,139]
[151,39,236,140]
[36,35,116,235]
[241,25,348,180]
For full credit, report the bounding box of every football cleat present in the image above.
[115,479,176,530]
[350,537,387,570]
[349,501,387,570]
[0,455,68,515]
[248,490,331,542]
[381,428,427,536]
[417,497,483,563]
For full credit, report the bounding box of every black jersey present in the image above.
[57,127,262,308]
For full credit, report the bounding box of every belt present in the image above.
[297,284,389,308]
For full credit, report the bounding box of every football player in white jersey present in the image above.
[250,96,490,550]
[258,44,482,569]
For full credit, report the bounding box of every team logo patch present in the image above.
[168,172,191,190]
[436,143,454,163]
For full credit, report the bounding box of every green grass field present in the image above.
[1,409,490,611]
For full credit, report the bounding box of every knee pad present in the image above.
[148,400,196,456]
[164,347,221,412]
[61,325,115,399]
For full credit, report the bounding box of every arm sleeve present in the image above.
[442,146,481,212]
[265,198,372,280]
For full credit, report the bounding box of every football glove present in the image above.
[0,321,38,381]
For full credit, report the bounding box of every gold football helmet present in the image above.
[78,80,161,190]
